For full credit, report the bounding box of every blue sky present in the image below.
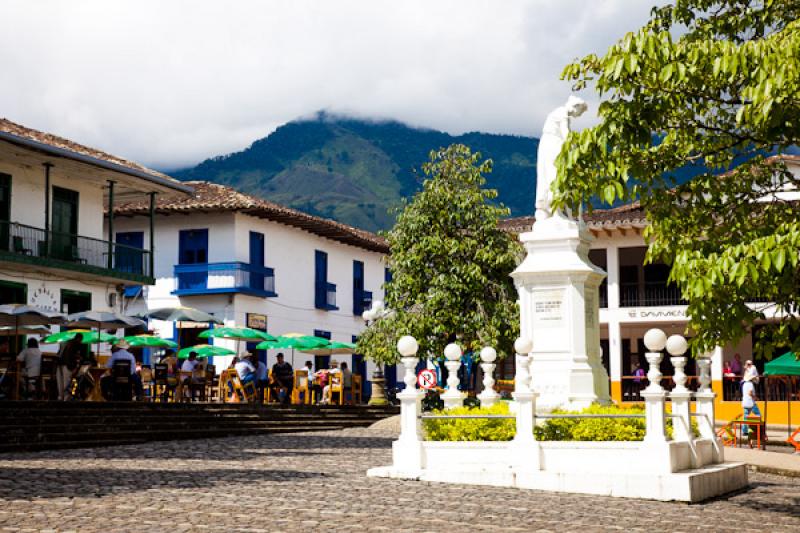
[1,0,660,170]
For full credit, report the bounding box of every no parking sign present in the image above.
[417,369,437,390]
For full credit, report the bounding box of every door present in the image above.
[60,289,91,314]
[249,231,265,291]
[0,173,10,251]
[116,231,144,274]
[51,187,79,261]
[178,229,209,289]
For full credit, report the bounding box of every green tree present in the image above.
[555,0,800,358]
[357,144,520,364]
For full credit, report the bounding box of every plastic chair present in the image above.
[153,363,174,402]
[223,368,256,403]
[111,361,132,401]
[351,374,363,405]
[292,369,309,404]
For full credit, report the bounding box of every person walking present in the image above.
[56,333,83,401]
[741,372,761,440]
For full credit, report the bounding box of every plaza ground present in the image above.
[0,428,798,532]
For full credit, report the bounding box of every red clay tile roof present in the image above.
[114,181,389,253]
[0,118,189,192]
[499,202,647,233]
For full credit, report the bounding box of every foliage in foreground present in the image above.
[357,144,521,365]
[424,403,696,442]
[423,402,515,442]
[555,1,800,358]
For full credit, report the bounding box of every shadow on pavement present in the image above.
[0,467,325,500]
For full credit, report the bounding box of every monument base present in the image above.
[512,213,611,410]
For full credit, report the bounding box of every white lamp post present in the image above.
[666,334,692,442]
[642,328,668,444]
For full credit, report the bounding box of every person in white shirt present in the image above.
[255,357,269,402]
[16,337,42,398]
[741,372,761,437]
[234,354,256,385]
[181,352,201,373]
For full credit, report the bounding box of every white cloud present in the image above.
[0,0,658,170]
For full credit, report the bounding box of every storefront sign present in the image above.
[29,283,59,312]
[626,308,687,320]
[246,312,268,331]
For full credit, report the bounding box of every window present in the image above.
[353,260,368,315]
[314,329,331,340]
[314,250,337,310]
[313,329,332,370]
[51,187,79,261]
[60,289,91,314]
[116,231,144,274]
[0,280,26,305]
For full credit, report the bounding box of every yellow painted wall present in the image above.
[610,381,622,403]
[713,380,800,426]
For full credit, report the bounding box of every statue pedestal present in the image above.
[511,213,611,411]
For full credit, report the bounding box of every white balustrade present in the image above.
[666,334,692,442]
[477,346,499,407]
[441,343,465,409]
[641,328,668,444]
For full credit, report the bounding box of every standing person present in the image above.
[730,353,743,376]
[744,360,760,383]
[16,337,42,398]
[255,357,269,402]
[633,362,646,397]
[56,333,83,401]
[340,361,353,404]
[269,353,294,405]
[741,372,762,438]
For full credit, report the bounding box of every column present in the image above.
[608,319,622,403]
[148,192,156,278]
[394,336,424,473]
[107,180,115,269]
[42,163,52,256]
[606,244,620,309]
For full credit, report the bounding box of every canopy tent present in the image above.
[177,344,236,359]
[256,334,330,367]
[762,351,799,439]
[0,304,65,352]
[764,351,800,376]
[65,311,145,359]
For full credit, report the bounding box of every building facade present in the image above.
[112,182,388,393]
[0,118,190,315]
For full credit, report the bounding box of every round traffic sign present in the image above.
[417,368,437,390]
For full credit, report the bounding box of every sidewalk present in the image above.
[724,446,800,477]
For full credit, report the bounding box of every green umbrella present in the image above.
[44,329,119,345]
[123,335,178,349]
[300,341,357,356]
[199,327,276,343]
[178,344,236,359]
[256,335,330,367]
[763,351,800,439]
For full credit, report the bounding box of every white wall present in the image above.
[0,158,105,240]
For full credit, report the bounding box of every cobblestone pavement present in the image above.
[1,428,799,532]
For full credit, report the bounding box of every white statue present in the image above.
[535,95,588,220]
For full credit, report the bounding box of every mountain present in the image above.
[172,114,539,232]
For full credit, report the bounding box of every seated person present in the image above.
[269,352,293,405]
[234,353,256,386]
[180,351,205,400]
[16,337,42,398]
[102,340,143,400]
[321,360,342,405]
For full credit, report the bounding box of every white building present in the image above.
[112,181,388,391]
[500,155,800,426]
[0,118,190,315]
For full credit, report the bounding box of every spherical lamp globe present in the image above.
[362,309,374,322]
[643,328,667,352]
[373,300,385,312]
[665,335,688,356]
[396,336,418,357]
[444,343,462,361]
[480,347,497,363]
[514,337,533,354]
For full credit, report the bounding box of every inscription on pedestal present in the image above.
[533,289,564,327]
[584,291,595,328]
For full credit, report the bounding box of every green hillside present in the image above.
[173,114,539,232]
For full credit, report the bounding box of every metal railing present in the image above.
[0,219,151,277]
[620,281,687,307]
[722,375,799,402]
[173,262,275,295]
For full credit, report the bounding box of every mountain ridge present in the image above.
[172,114,539,232]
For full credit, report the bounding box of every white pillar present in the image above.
[606,244,620,309]
[695,356,723,461]
[393,337,424,474]
[710,346,723,382]
[511,343,540,471]
[608,319,622,394]
[642,351,668,444]
[441,343,465,409]
[477,347,498,407]
[669,356,692,442]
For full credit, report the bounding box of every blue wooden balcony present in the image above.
[173,262,277,297]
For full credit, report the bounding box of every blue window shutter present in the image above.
[315,250,328,308]
[353,260,365,315]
